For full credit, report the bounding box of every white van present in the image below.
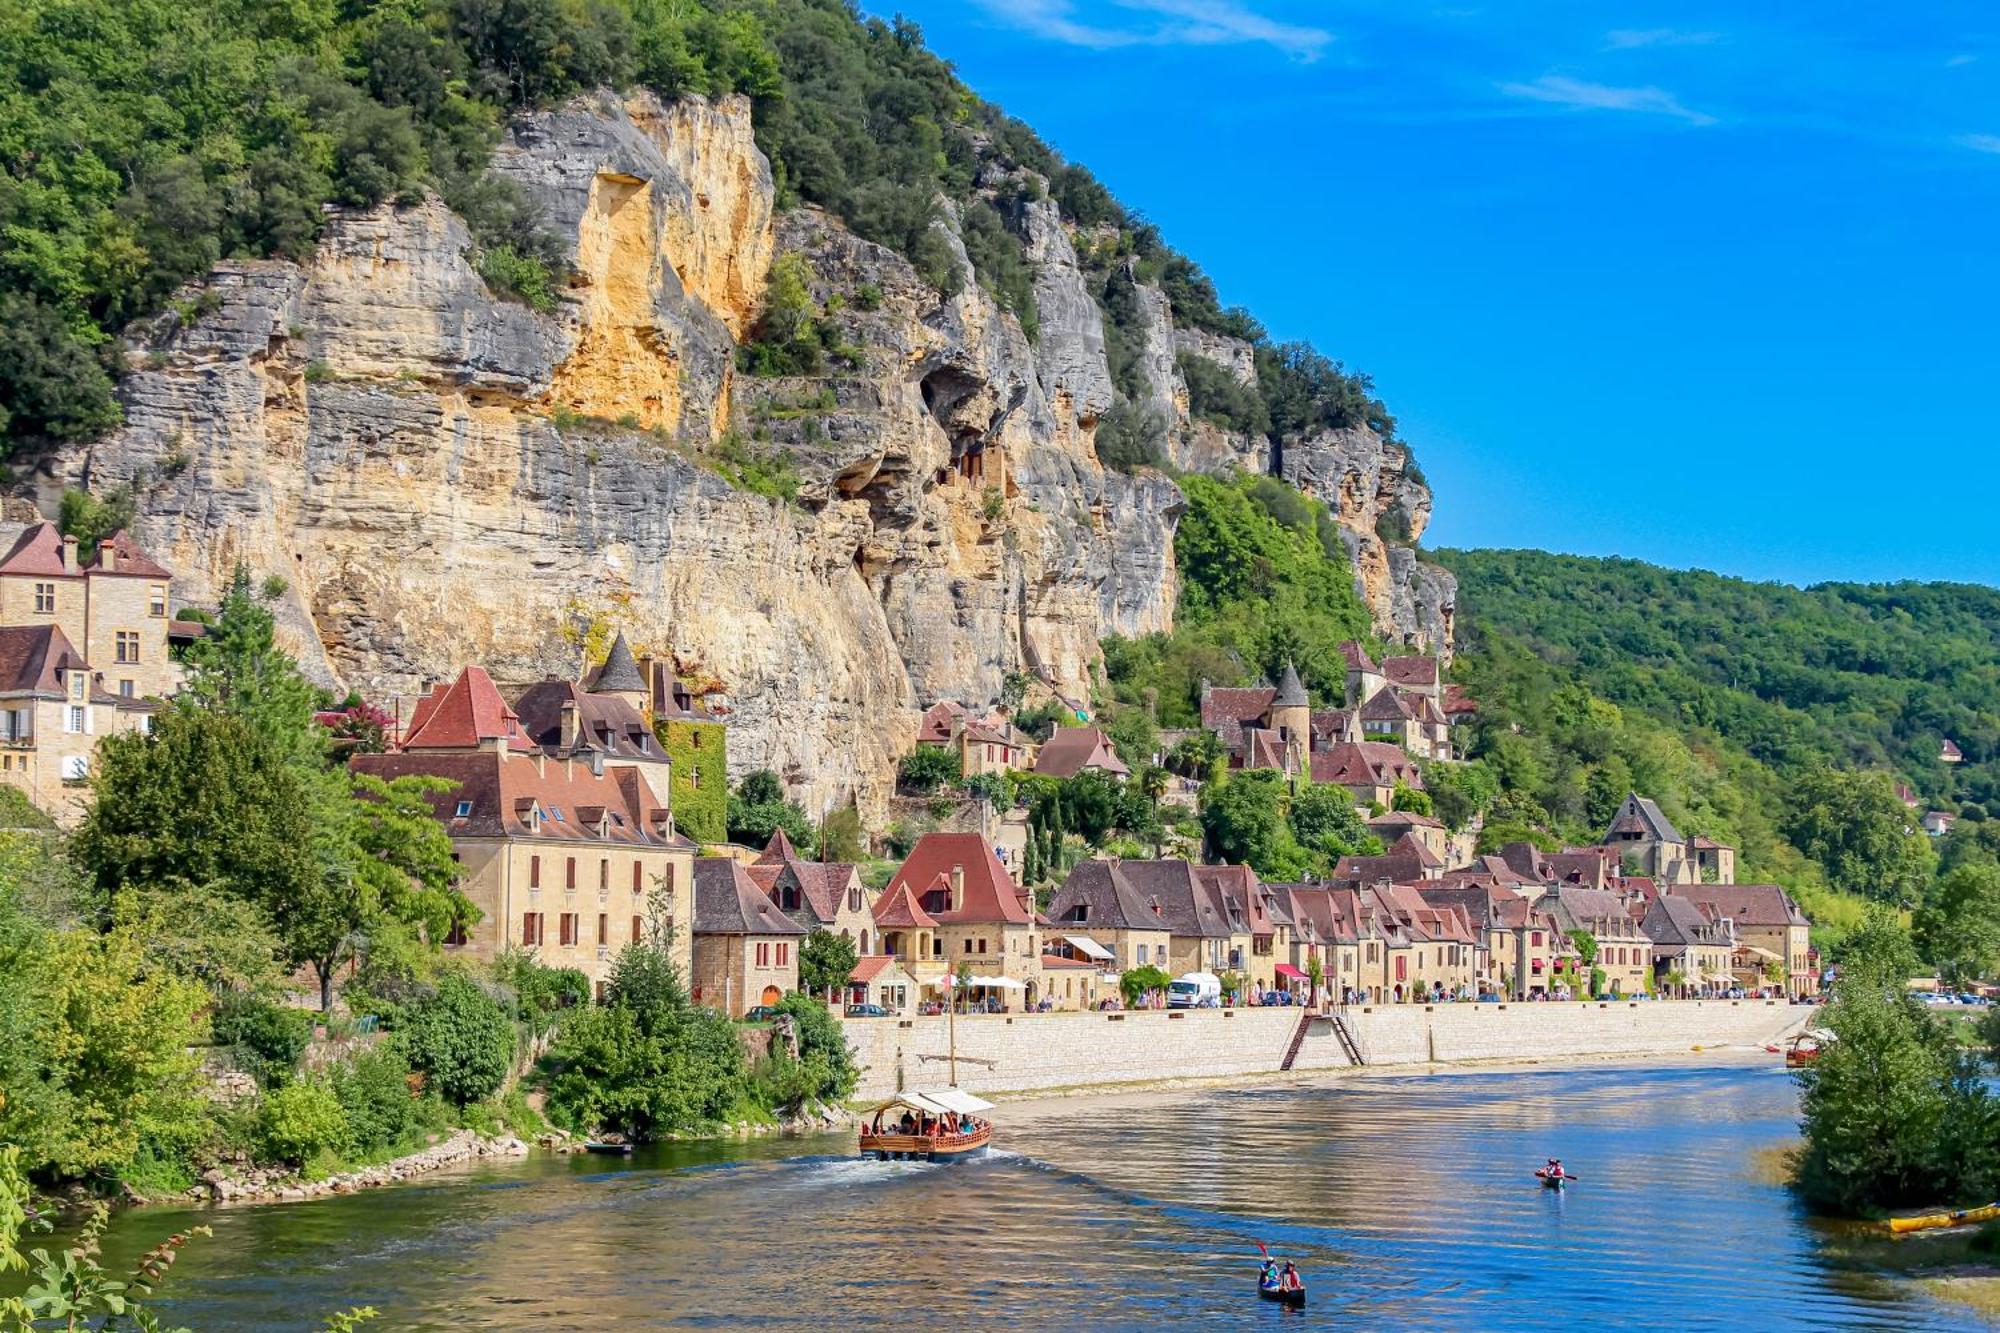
[1166,971,1222,1009]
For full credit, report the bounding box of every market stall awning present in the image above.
[1274,964,1308,981]
[1063,934,1114,962]
[965,974,1027,990]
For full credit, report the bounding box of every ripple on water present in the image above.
[82,1061,1968,1331]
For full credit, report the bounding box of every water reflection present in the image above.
[87,1060,1961,1330]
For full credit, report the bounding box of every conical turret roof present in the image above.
[1274,661,1309,708]
[593,630,646,695]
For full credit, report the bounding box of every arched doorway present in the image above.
[760,985,782,1006]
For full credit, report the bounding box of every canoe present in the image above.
[1535,1169,1570,1189]
[584,1141,634,1156]
[1885,1201,2000,1234]
[1258,1283,1307,1309]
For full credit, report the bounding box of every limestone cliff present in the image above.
[51,89,1447,816]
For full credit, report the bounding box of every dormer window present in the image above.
[549,806,563,821]
[454,800,474,817]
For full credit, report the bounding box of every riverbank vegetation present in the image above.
[0,564,836,1208]
[1793,913,2000,1217]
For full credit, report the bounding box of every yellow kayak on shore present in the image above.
[1884,1202,2000,1234]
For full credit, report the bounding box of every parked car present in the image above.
[844,1003,891,1018]
[743,1005,781,1022]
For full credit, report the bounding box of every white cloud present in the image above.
[1604,28,1721,50]
[1958,133,2000,154]
[1946,53,1979,68]
[1499,74,1718,126]
[973,0,1330,59]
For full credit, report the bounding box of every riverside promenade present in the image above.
[840,999,1812,1098]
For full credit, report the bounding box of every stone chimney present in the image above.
[60,533,77,570]
[560,698,580,749]
[950,863,965,912]
[98,538,116,572]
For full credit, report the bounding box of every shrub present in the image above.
[1177,353,1266,435]
[897,746,962,795]
[259,1080,351,1166]
[398,974,513,1106]
[212,993,315,1088]
[328,1045,422,1157]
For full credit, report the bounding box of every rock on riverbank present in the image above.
[189,1130,530,1205]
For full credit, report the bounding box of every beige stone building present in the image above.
[0,524,184,703]
[0,623,155,824]
[692,856,804,1016]
[353,665,695,995]
[1679,884,1817,997]
[1547,885,1654,997]
[878,832,1041,1007]
[1045,859,1176,973]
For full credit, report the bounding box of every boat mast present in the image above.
[948,974,958,1087]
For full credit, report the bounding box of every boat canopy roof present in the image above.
[867,1089,995,1117]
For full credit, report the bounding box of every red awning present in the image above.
[1274,964,1308,980]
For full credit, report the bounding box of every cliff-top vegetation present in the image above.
[1,0,1399,489]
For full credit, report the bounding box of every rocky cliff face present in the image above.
[52,90,1448,816]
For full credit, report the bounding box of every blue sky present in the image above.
[879,1,2000,587]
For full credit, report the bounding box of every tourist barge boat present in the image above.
[859,1089,994,1162]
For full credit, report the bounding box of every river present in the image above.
[81,1057,1971,1330]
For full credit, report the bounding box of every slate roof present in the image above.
[1358,685,1414,722]
[751,828,859,924]
[514,679,661,763]
[1642,894,1729,956]
[1339,641,1380,673]
[1047,859,1170,931]
[1273,662,1309,708]
[1111,860,1234,938]
[1605,792,1682,845]
[694,857,807,936]
[1194,864,1266,935]
[587,631,647,695]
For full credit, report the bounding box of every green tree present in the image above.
[1288,783,1379,862]
[1423,758,1498,832]
[1783,768,1937,907]
[1120,964,1171,1007]
[398,973,513,1106]
[175,568,324,766]
[798,928,859,998]
[55,486,136,562]
[1199,771,1309,878]
[1390,782,1433,817]
[1912,863,2000,986]
[726,769,815,851]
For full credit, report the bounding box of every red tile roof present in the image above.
[1033,726,1129,779]
[1441,683,1478,716]
[916,702,966,744]
[0,624,87,694]
[1382,656,1440,688]
[880,832,1028,926]
[871,880,941,929]
[1039,953,1097,970]
[86,530,172,579]
[1201,686,1276,729]
[350,749,672,845]
[1358,685,1414,722]
[1677,884,1811,929]
[1339,641,1380,673]
[0,524,75,578]
[1309,742,1423,790]
[850,955,900,982]
[401,666,535,752]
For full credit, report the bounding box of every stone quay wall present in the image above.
[841,1000,1812,1099]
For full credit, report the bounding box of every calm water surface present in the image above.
[89,1060,1963,1330]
